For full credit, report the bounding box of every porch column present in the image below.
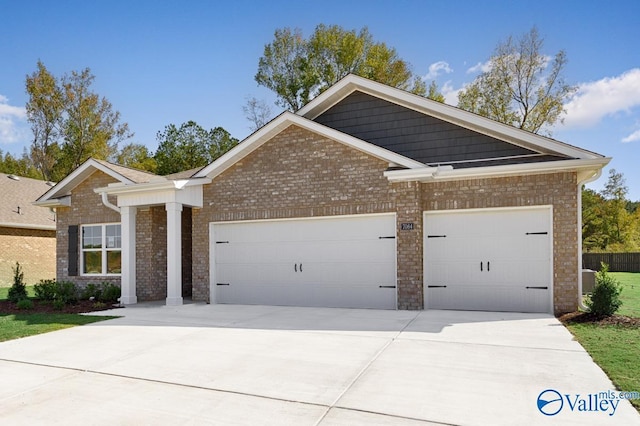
[120,206,137,304]
[166,202,183,306]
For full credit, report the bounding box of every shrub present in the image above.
[16,299,33,310]
[34,279,57,301]
[81,282,120,303]
[54,281,79,304]
[8,262,27,303]
[586,263,623,317]
[99,282,121,303]
[92,301,107,309]
[34,280,78,305]
[52,299,65,311]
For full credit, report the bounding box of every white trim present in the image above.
[423,205,554,313]
[0,222,56,231]
[36,159,135,204]
[79,223,122,277]
[384,158,611,182]
[194,113,426,179]
[33,196,71,208]
[94,177,211,196]
[209,212,396,226]
[297,74,603,160]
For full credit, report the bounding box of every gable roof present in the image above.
[34,158,159,207]
[0,173,56,230]
[297,74,604,161]
[194,112,428,179]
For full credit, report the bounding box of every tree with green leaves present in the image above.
[457,27,576,135]
[25,62,132,181]
[116,143,157,173]
[582,169,640,252]
[0,149,41,179]
[255,24,429,111]
[154,121,238,175]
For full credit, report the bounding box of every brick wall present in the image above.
[422,172,578,313]
[55,170,121,290]
[192,125,397,301]
[135,206,167,301]
[0,226,56,286]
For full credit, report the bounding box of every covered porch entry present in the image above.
[94,177,209,305]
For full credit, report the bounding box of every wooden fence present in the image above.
[582,252,640,272]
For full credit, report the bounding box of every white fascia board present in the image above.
[384,158,611,182]
[32,196,71,208]
[36,159,134,203]
[298,74,603,160]
[0,222,56,231]
[194,112,425,179]
[94,177,212,196]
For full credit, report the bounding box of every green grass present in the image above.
[0,313,117,342]
[0,285,116,342]
[566,272,640,411]
[610,272,640,317]
[566,323,640,410]
[0,285,36,299]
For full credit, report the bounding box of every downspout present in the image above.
[577,170,602,311]
[100,192,120,213]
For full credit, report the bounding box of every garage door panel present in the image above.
[424,208,551,313]
[212,215,397,309]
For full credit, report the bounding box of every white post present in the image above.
[120,206,137,304]
[166,202,183,306]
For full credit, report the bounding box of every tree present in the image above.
[0,149,41,179]
[59,68,132,174]
[116,143,157,173]
[582,169,640,252]
[457,27,576,135]
[154,121,238,175]
[427,80,445,103]
[25,61,64,181]
[242,96,274,132]
[255,25,427,111]
[25,62,132,181]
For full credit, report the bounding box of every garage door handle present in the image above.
[294,263,297,272]
[379,285,396,288]
[300,263,302,272]
[428,285,447,288]
[526,286,548,290]
[526,232,548,235]
[216,283,230,286]
[480,261,483,271]
[487,261,490,272]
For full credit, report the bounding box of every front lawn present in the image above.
[0,285,117,342]
[563,272,640,411]
[0,313,116,342]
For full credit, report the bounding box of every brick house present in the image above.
[35,75,609,314]
[1,173,56,286]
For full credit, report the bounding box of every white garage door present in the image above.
[424,207,552,313]
[210,214,397,309]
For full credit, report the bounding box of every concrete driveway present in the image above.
[0,304,637,425]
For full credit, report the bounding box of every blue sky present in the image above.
[1,0,639,199]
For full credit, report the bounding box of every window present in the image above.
[81,224,121,275]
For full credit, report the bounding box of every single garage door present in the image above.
[210,214,397,309]
[424,207,552,313]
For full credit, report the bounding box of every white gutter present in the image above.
[384,158,611,182]
[101,192,120,213]
[577,169,604,312]
[0,222,56,231]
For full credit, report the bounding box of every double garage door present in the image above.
[210,214,397,309]
[424,207,552,313]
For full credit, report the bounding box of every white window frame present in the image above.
[80,223,122,276]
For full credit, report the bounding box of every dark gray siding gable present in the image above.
[314,91,569,166]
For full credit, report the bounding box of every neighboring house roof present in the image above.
[0,173,56,230]
[34,158,160,207]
